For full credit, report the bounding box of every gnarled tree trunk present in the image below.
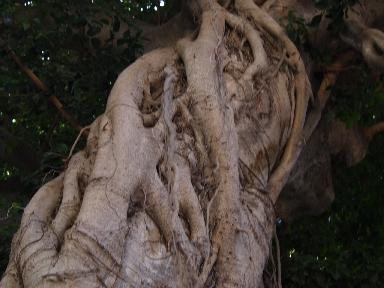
[1,0,316,287]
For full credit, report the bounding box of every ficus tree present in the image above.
[0,0,384,287]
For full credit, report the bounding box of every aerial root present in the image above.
[234,0,309,202]
[85,116,101,158]
[224,10,268,82]
[1,2,317,286]
[173,96,210,178]
[65,125,91,163]
[51,151,88,241]
[1,116,102,288]
[173,156,209,256]
[1,230,22,288]
[0,264,21,288]
[197,243,219,288]
[274,228,282,288]
[141,84,162,128]
[144,65,209,266]
[144,171,202,266]
[303,51,355,140]
[15,174,65,286]
[18,174,64,250]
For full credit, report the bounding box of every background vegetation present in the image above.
[0,1,383,286]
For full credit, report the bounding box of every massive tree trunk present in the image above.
[1,0,329,287]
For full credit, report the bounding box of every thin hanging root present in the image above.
[274,228,282,288]
[235,0,309,202]
[269,241,278,287]
[268,226,282,288]
[65,125,91,163]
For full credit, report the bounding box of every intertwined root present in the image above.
[1,1,310,287]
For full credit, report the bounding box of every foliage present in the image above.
[0,0,184,273]
[286,0,363,62]
[331,69,384,128]
[285,10,309,45]
[0,0,153,272]
[0,188,27,273]
[0,0,146,185]
[281,135,384,288]
[285,0,384,128]
[280,1,384,286]
[312,0,359,32]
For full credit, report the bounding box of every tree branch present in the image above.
[342,2,384,70]
[303,51,356,140]
[0,39,84,133]
[363,121,384,141]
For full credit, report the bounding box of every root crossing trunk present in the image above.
[1,0,310,287]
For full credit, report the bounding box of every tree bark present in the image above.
[1,0,312,287]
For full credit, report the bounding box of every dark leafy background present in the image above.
[0,1,383,287]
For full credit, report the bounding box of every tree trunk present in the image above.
[1,1,311,287]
